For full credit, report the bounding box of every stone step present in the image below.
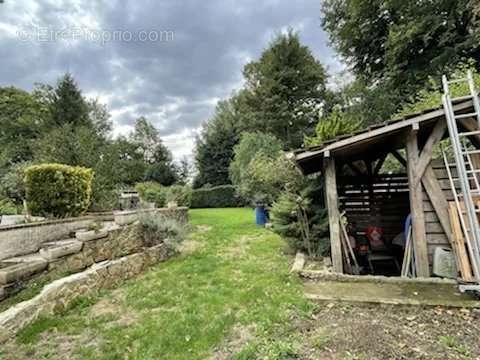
[1,254,46,263]
[0,260,47,285]
[39,239,83,260]
[75,229,109,242]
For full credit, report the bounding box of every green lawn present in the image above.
[3,208,313,359]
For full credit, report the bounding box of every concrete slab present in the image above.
[39,239,83,260]
[304,280,480,308]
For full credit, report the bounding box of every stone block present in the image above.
[39,239,83,260]
[0,260,47,285]
[75,229,108,242]
[113,210,139,225]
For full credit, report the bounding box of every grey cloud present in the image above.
[0,0,337,158]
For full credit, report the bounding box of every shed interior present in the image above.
[293,96,480,278]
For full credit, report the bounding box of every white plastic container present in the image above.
[432,246,457,279]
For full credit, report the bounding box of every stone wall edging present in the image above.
[0,243,172,343]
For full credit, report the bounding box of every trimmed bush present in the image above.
[135,182,167,207]
[191,185,245,208]
[24,163,94,218]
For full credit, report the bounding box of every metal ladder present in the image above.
[442,70,480,292]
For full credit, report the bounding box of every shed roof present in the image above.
[293,96,476,175]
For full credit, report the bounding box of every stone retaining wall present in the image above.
[0,243,172,343]
[0,207,187,261]
[0,224,150,302]
[48,224,144,274]
[0,217,97,261]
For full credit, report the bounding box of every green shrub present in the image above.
[0,197,18,215]
[135,182,167,207]
[165,185,192,207]
[24,163,94,218]
[0,161,31,205]
[270,181,329,258]
[191,185,245,208]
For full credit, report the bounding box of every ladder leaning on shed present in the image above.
[442,70,480,295]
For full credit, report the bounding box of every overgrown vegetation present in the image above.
[137,211,188,249]
[24,163,93,218]
[305,105,361,147]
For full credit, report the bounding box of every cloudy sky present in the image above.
[0,0,341,161]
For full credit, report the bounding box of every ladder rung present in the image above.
[460,210,480,214]
[456,112,479,119]
[459,130,480,137]
[452,177,478,182]
[446,161,476,168]
[452,95,473,102]
[466,169,480,174]
[459,190,480,196]
[463,149,480,155]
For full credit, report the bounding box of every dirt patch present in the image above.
[179,239,205,255]
[210,324,256,359]
[90,288,137,327]
[0,330,101,360]
[196,225,212,233]
[295,302,480,359]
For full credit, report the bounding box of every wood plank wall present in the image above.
[338,174,410,242]
[339,162,453,270]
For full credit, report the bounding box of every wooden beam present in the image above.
[406,131,430,277]
[324,157,343,273]
[415,120,447,185]
[374,154,388,175]
[421,165,453,245]
[391,150,407,168]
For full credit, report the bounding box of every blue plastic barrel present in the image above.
[255,206,267,226]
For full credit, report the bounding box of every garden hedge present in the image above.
[190,185,246,208]
[24,163,94,218]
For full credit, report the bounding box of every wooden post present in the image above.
[324,156,343,273]
[406,130,430,277]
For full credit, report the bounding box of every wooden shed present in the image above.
[293,96,480,278]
